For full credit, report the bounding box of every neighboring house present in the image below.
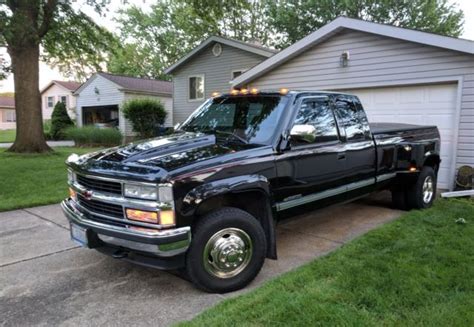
[0,96,15,130]
[164,36,277,123]
[41,80,81,120]
[231,17,474,190]
[74,72,173,137]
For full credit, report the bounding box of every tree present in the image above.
[0,1,116,153]
[266,0,464,48]
[108,0,272,80]
[122,99,167,138]
[50,101,74,140]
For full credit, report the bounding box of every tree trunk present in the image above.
[7,44,51,153]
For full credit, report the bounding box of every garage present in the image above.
[232,17,474,190]
[344,83,458,189]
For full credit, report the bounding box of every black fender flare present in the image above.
[181,174,277,259]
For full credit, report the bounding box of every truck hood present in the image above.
[67,132,258,182]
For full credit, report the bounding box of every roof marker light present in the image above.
[230,89,239,95]
[250,88,259,95]
[240,88,249,95]
[211,91,220,97]
[279,88,289,95]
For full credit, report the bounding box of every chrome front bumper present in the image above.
[61,199,191,257]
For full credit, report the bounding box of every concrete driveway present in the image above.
[0,193,401,326]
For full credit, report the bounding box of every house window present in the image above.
[189,75,204,101]
[60,95,68,105]
[5,110,16,122]
[47,96,54,108]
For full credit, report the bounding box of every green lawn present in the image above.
[0,129,16,143]
[180,199,474,326]
[0,147,100,212]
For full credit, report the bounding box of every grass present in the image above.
[0,129,16,143]
[180,199,474,326]
[0,147,100,212]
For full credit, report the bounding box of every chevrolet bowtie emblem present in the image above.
[82,190,93,200]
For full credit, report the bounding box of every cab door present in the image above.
[274,96,346,210]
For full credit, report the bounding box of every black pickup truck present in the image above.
[62,90,440,292]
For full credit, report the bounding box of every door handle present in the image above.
[337,152,346,160]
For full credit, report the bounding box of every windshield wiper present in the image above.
[214,130,249,144]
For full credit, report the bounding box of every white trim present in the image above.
[232,17,474,87]
[230,68,248,83]
[188,74,205,102]
[450,77,464,191]
[164,36,276,75]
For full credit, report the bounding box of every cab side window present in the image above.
[334,96,370,141]
[292,98,339,144]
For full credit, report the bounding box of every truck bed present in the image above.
[370,123,437,134]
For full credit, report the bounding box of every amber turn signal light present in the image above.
[69,187,77,200]
[126,209,159,224]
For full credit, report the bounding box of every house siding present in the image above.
[171,43,267,123]
[41,84,77,120]
[75,75,126,132]
[249,30,474,180]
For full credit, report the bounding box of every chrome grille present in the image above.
[76,174,122,195]
[77,194,124,218]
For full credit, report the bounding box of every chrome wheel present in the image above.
[422,176,434,204]
[203,228,253,279]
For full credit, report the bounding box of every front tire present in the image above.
[185,207,267,293]
[406,166,437,209]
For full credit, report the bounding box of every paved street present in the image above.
[0,193,401,326]
[0,141,75,148]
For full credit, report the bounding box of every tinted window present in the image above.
[180,95,288,145]
[334,96,370,141]
[292,98,339,144]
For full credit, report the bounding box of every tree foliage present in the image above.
[109,0,464,78]
[266,0,464,48]
[122,99,167,138]
[50,101,74,140]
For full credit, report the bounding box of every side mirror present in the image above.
[290,124,316,143]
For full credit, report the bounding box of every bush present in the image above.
[50,102,74,140]
[43,119,52,140]
[122,98,167,138]
[64,126,122,147]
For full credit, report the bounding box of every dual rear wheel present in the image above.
[392,166,437,210]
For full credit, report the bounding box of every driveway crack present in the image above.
[22,208,69,231]
[279,226,345,245]
[0,246,79,268]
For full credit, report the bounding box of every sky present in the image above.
[1,0,473,93]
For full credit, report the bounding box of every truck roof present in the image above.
[218,90,355,98]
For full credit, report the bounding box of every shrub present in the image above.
[43,119,52,140]
[64,126,122,147]
[122,98,167,138]
[50,102,74,140]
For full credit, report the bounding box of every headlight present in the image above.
[124,184,158,200]
[67,170,76,184]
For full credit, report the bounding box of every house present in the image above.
[73,72,173,137]
[164,36,277,123]
[228,17,474,190]
[0,96,15,130]
[41,80,81,120]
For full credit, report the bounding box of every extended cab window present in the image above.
[291,98,339,144]
[334,96,370,141]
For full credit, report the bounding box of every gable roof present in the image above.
[74,72,173,96]
[164,35,278,75]
[233,17,474,87]
[0,96,15,108]
[40,80,82,94]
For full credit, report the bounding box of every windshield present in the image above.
[179,95,288,145]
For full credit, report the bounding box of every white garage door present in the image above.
[344,83,458,189]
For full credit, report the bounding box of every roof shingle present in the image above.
[98,72,173,95]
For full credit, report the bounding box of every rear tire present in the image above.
[185,207,266,293]
[406,166,437,209]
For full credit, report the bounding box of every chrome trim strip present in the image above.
[76,172,157,187]
[376,172,397,182]
[276,172,398,211]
